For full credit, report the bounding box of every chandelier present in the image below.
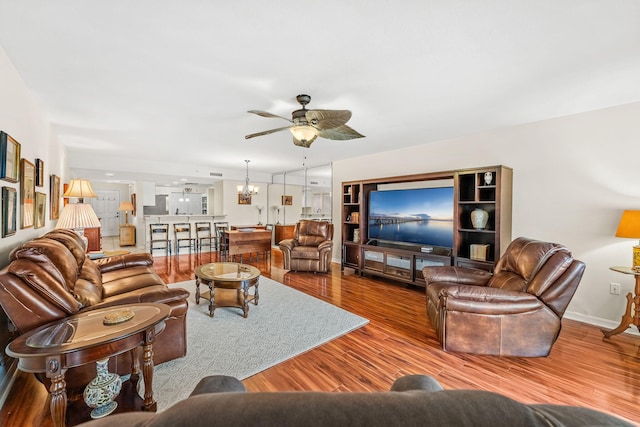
[237,160,259,196]
[179,187,192,202]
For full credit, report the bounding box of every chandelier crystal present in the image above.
[237,160,259,196]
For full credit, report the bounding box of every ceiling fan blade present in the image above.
[245,126,292,139]
[293,134,318,148]
[305,109,352,130]
[247,110,293,122]
[317,124,365,140]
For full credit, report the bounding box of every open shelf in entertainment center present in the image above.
[360,240,452,287]
[341,166,512,284]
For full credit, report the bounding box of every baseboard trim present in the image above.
[563,311,639,336]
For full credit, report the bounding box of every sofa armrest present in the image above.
[93,253,153,273]
[317,240,333,251]
[438,284,544,315]
[190,375,247,396]
[278,239,298,251]
[422,266,492,286]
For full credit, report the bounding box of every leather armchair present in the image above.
[279,220,334,273]
[423,237,586,357]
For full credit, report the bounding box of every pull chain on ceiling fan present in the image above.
[245,94,365,148]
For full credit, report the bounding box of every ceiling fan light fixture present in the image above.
[290,125,317,143]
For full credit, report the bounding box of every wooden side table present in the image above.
[601,266,640,338]
[119,225,136,246]
[6,303,169,427]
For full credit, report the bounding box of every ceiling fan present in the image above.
[245,94,365,148]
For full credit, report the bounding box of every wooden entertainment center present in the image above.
[341,165,512,286]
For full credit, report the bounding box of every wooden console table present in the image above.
[224,229,272,262]
[601,266,640,338]
[6,303,169,427]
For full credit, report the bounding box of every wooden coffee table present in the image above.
[6,303,170,427]
[194,262,260,318]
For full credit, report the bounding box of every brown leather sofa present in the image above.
[0,228,189,391]
[423,237,586,357]
[78,374,633,426]
[279,220,334,273]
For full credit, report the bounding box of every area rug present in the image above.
[149,277,369,411]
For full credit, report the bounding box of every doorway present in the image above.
[89,190,120,237]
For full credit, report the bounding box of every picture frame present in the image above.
[282,195,292,206]
[0,131,21,183]
[238,193,252,205]
[50,174,60,219]
[2,186,17,237]
[35,158,44,187]
[131,193,137,216]
[20,158,35,229]
[35,192,46,228]
[63,183,69,206]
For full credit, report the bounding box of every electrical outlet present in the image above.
[610,282,621,295]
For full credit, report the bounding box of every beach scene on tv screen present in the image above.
[368,187,454,248]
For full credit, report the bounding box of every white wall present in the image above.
[0,45,66,265]
[333,102,640,330]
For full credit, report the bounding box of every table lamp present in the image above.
[615,210,640,271]
[55,179,100,249]
[119,201,134,225]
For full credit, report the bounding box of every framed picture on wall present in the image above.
[131,193,137,216]
[35,192,46,228]
[50,174,60,219]
[35,158,44,187]
[282,195,292,206]
[20,158,35,229]
[0,131,21,183]
[2,186,17,237]
[238,193,252,205]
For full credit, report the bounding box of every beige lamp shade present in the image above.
[55,203,101,229]
[63,179,98,200]
[119,201,134,211]
[615,210,640,270]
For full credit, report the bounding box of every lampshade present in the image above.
[119,201,134,211]
[615,210,640,238]
[63,179,98,200]
[55,203,101,229]
[615,210,640,271]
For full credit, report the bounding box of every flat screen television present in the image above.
[368,187,454,248]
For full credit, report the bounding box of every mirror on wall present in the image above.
[270,162,332,226]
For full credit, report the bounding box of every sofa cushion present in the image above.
[42,228,87,268]
[74,261,104,307]
[290,246,321,260]
[101,266,167,298]
[14,239,79,291]
[8,259,81,314]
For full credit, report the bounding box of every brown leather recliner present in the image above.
[279,220,334,273]
[422,237,586,357]
[0,228,190,391]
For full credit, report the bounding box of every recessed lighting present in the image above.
[105,172,114,177]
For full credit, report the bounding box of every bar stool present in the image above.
[214,222,230,259]
[174,222,196,254]
[149,223,171,255]
[195,221,216,253]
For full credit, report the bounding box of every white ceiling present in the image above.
[1,1,639,186]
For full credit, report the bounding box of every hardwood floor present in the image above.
[2,249,639,426]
